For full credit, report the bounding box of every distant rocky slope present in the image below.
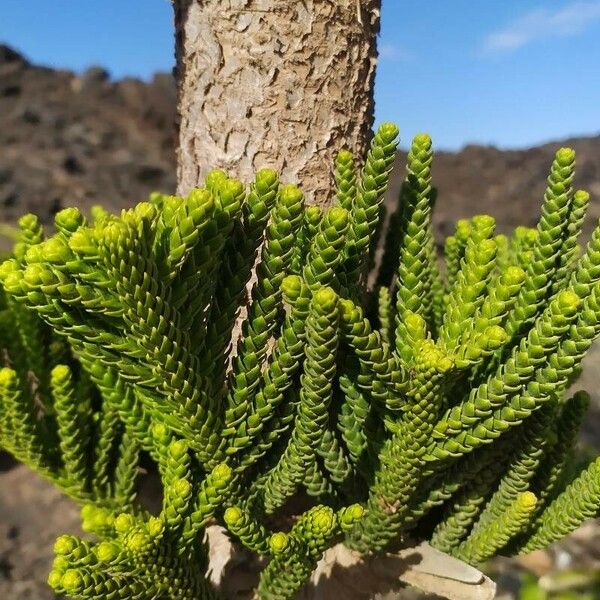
[1,43,599,242]
[0,44,176,226]
[396,138,600,242]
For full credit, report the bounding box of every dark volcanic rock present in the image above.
[387,136,600,244]
[0,45,176,234]
[0,45,25,63]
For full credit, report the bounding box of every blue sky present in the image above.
[1,0,599,150]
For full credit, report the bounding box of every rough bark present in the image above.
[171,5,499,598]
[174,0,380,207]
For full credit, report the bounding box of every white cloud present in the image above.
[379,43,412,62]
[482,1,600,53]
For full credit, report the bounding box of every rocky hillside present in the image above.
[0,44,176,228]
[397,137,600,242]
[1,43,599,242]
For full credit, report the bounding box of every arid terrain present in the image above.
[0,44,176,229]
[2,44,600,236]
[0,44,599,599]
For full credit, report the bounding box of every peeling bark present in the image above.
[174,0,380,207]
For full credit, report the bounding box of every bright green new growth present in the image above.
[1,123,599,599]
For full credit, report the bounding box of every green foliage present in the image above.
[518,569,600,600]
[1,124,599,599]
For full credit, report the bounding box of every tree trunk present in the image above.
[172,5,497,599]
[174,0,381,207]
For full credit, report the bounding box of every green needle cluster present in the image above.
[1,123,599,599]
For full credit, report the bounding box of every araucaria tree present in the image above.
[1,2,600,599]
[1,123,600,598]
